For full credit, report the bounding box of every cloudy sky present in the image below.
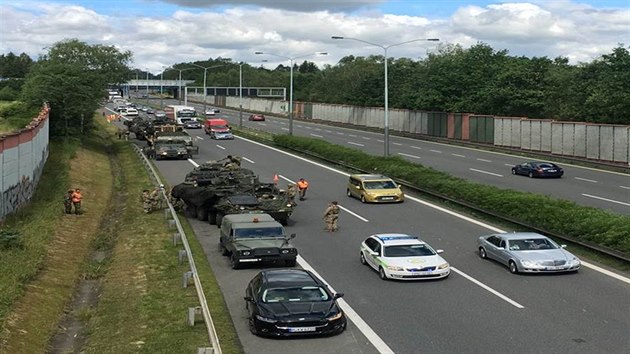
[1,0,628,73]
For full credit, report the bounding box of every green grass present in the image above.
[0,101,41,133]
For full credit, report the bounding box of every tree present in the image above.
[20,39,132,137]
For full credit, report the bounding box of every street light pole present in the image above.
[332,36,439,156]
[254,51,328,135]
[239,63,243,128]
[160,69,164,109]
[145,69,149,106]
[191,64,225,114]
[164,67,195,105]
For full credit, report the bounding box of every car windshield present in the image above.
[508,238,559,251]
[158,144,184,149]
[364,180,397,189]
[179,118,192,123]
[262,286,329,303]
[384,244,436,257]
[213,125,228,130]
[537,163,556,168]
[234,227,284,238]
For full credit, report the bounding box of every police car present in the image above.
[360,234,450,280]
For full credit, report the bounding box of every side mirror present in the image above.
[333,293,344,299]
[436,249,444,254]
[355,185,361,190]
[369,250,378,256]
[290,233,296,239]
[244,296,254,302]
[560,244,567,248]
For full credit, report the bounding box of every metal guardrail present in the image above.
[132,144,222,354]
[234,130,630,264]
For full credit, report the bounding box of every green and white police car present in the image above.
[360,234,450,280]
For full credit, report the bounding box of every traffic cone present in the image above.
[273,174,279,184]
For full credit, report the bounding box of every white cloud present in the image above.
[0,1,627,72]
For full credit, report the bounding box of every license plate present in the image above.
[382,197,394,200]
[547,169,556,172]
[288,327,316,332]
[546,266,565,270]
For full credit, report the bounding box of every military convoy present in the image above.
[170,157,294,226]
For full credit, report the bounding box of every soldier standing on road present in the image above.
[323,201,340,232]
[72,188,83,215]
[297,178,309,201]
[63,190,73,214]
[286,184,297,206]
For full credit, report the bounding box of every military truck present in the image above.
[124,117,152,140]
[218,213,297,269]
[153,140,192,160]
[170,158,293,225]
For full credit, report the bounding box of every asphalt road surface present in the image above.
[140,117,630,354]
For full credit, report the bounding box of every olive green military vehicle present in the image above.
[214,188,294,226]
[218,213,297,269]
[153,140,192,160]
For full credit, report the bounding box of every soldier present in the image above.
[286,184,297,206]
[150,186,162,211]
[223,155,242,170]
[72,188,83,215]
[323,201,340,232]
[63,190,74,214]
[142,189,152,213]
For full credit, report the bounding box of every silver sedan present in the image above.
[477,232,580,274]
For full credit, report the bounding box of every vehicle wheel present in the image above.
[218,243,229,256]
[360,195,366,203]
[184,205,196,218]
[196,206,208,221]
[528,171,534,178]
[208,211,217,225]
[230,255,241,269]
[216,212,224,228]
[509,261,519,274]
[285,259,297,267]
[278,216,288,226]
[360,252,367,265]
[248,318,259,335]
[346,189,352,198]
[378,267,388,280]
[511,169,516,175]
[479,247,487,259]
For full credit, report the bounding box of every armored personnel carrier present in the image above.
[124,117,153,140]
[171,157,293,225]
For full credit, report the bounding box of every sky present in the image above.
[0,0,628,73]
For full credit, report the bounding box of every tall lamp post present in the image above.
[160,66,165,109]
[190,63,225,114]
[145,69,149,105]
[238,60,267,128]
[254,51,328,135]
[332,36,439,156]
[164,67,195,105]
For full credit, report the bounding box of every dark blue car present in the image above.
[511,161,564,178]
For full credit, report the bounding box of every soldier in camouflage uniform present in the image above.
[142,189,152,213]
[150,186,163,211]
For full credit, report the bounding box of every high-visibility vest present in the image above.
[297,180,309,190]
[72,191,82,203]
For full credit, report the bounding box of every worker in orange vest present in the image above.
[71,188,83,215]
[296,178,309,201]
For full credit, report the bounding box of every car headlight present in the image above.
[256,315,277,323]
[570,258,581,266]
[281,249,290,254]
[161,152,167,155]
[520,260,537,268]
[437,263,449,269]
[327,312,343,321]
[386,265,404,271]
[241,251,251,256]
[286,203,293,208]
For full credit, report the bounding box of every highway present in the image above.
[133,108,630,354]
[180,101,630,216]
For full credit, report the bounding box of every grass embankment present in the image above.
[1,114,241,353]
[0,101,40,133]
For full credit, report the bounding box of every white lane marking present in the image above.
[451,268,524,308]
[477,158,492,163]
[338,205,369,222]
[279,121,287,125]
[470,168,503,177]
[257,122,267,126]
[452,154,466,158]
[582,194,630,207]
[281,127,289,131]
[620,186,630,190]
[581,261,630,285]
[410,146,422,150]
[196,136,204,140]
[398,152,421,159]
[575,177,598,183]
[377,139,384,143]
[216,145,226,150]
[504,163,514,167]
[392,142,402,146]
[315,128,322,131]
[306,126,313,129]
[348,142,365,147]
[429,149,442,153]
[242,157,255,164]
[279,175,294,184]
[324,130,332,133]
[362,136,371,140]
[349,134,357,137]
[188,159,199,167]
[310,133,323,138]
[297,255,394,354]
[336,132,345,135]
[235,135,630,295]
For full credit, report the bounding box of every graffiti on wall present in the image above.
[1,175,35,217]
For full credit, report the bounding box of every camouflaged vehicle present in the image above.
[219,213,297,269]
[124,117,152,140]
[171,157,293,225]
[153,140,191,160]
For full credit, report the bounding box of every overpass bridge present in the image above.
[119,79,285,100]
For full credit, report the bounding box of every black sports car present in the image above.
[511,161,564,178]
[244,269,347,337]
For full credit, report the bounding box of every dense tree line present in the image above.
[178,43,629,124]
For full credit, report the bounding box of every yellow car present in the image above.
[346,174,404,203]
